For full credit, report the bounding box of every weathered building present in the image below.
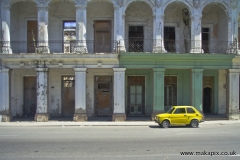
[0,0,239,122]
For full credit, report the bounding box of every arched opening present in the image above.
[164,2,191,53]
[125,1,153,52]
[202,3,228,53]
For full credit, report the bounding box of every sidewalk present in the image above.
[0,120,240,127]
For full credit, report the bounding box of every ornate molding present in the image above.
[74,0,87,6]
[193,0,201,9]
[34,0,51,7]
[230,0,238,9]
[155,0,162,8]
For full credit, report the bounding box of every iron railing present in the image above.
[0,40,238,54]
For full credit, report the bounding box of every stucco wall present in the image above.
[218,69,227,114]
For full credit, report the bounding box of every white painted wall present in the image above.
[218,70,227,114]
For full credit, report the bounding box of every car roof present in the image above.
[172,106,194,108]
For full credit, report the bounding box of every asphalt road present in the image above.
[0,123,240,160]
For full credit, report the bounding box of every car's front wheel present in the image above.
[190,119,199,128]
[161,120,170,128]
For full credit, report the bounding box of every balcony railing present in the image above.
[0,40,119,54]
[0,40,238,54]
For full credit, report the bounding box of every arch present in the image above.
[88,0,114,5]
[163,0,193,16]
[200,1,230,17]
[123,0,154,14]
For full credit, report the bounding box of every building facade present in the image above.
[0,0,240,122]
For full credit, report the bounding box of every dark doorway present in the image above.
[94,20,111,53]
[94,76,113,116]
[203,87,211,113]
[27,21,38,53]
[128,26,144,52]
[164,27,175,52]
[23,76,37,117]
[202,27,209,53]
[127,76,145,116]
[62,76,75,117]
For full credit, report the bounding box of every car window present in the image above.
[167,107,175,114]
[187,108,196,113]
[173,108,186,114]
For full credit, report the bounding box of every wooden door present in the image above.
[95,76,112,116]
[62,76,75,117]
[27,21,38,53]
[94,20,111,53]
[24,77,37,117]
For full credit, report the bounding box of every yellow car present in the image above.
[155,106,204,128]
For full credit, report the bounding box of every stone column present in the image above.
[190,11,203,53]
[191,69,204,112]
[113,68,126,121]
[35,68,49,122]
[74,0,88,54]
[152,5,166,53]
[35,0,51,54]
[227,69,240,120]
[1,0,12,54]
[73,68,87,121]
[0,68,11,122]
[151,68,165,120]
[114,1,126,52]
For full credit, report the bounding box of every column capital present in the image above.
[35,0,51,7]
[191,69,204,72]
[0,68,10,72]
[35,68,49,72]
[153,68,165,72]
[74,0,87,6]
[74,68,87,72]
[228,69,240,73]
[113,68,126,72]
[2,0,11,9]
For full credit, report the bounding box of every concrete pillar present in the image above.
[227,69,240,120]
[35,68,49,122]
[191,69,204,112]
[152,5,166,53]
[73,68,87,121]
[114,2,126,52]
[190,11,203,53]
[74,0,88,54]
[1,0,12,54]
[113,68,126,121]
[35,0,51,54]
[0,68,11,122]
[151,68,165,120]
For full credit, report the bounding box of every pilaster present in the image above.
[191,69,204,112]
[1,1,12,54]
[113,68,126,121]
[227,69,240,120]
[73,68,87,121]
[74,0,88,54]
[35,68,49,122]
[35,0,51,54]
[0,68,11,122]
[152,68,165,120]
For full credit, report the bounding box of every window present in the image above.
[187,108,195,113]
[174,108,186,114]
[63,21,76,53]
[63,76,75,87]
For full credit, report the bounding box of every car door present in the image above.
[186,107,198,123]
[170,107,188,124]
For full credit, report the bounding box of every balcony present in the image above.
[0,40,238,54]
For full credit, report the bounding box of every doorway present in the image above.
[203,77,214,113]
[94,20,111,53]
[94,76,113,116]
[128,26,144,52]
[202,27,210,53]
[164,76,177,111]
[164,27,175,52]
[27,21,38,53]
[62,76,75,117]
[127,76,145,116]
[23,76,37,117]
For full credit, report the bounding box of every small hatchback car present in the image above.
[155,106,204,128]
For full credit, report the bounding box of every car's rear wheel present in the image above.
[190,120,199,128]
[161,120,170,128]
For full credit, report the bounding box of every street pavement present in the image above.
[0,120,240,127]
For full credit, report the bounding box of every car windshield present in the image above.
[167,107,175,114]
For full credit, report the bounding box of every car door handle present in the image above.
[184,115,187,116]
